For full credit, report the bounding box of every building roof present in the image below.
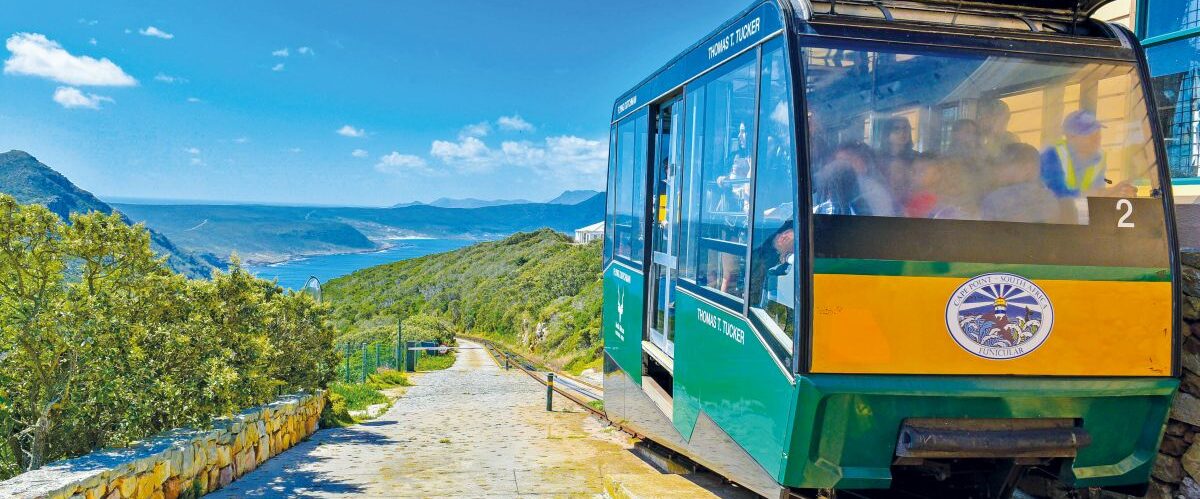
[576,221,605,233]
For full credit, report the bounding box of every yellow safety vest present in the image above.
[1054,140,1101,193]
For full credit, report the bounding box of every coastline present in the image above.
[242,236,487,268]
[243,242,399,267]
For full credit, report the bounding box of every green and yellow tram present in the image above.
[600,0,1180,497]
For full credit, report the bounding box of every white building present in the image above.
[574,221,604,244]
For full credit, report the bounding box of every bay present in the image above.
[247,238,476,290]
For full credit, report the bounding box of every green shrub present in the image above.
[368,369,411,388]
[416,352,456,371]
[328,382,388,412]
[319,391,355,428]
[0,195,338,478]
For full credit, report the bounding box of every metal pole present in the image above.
[546,373,555,411]
[344,343,351,383]
[395,320,403,370]
[504,355,510,370]
[361,343,368,384]
[375,343,380,372]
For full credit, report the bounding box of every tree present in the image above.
[0,195,339,478]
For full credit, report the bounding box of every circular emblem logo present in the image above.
[945,273,1054,360]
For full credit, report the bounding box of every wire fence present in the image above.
[335,338,445,383]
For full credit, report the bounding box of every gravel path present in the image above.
[207,339,657,498]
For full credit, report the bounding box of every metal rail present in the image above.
[472,338,616,422]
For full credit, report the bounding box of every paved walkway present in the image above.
[207,339,663,498]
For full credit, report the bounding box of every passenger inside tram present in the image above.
[946,119,983,164]
[982,142,1059,223]
[803,46,1161,225]
[902,152,978,220]
[812,142,896,216]
[1039,109,1136,199]
[878,117,917,202]
[978,99,1020,160]
[749,220,795,337]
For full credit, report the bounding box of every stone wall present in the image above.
[1146,251,1200,498]
[0,391,324,499]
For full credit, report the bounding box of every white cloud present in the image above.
[288,147,302,153]
[497,114,534,132]
[233,137,249,144]
[271,63,284,72]
[124,29,132,34]
[78,19,98,26]
[154,72,185,84]
[189,157,204,166]
[272,48,289,57]
[52,86,112,109]
[297,46,313,56]
[336,124,366,138]
[138,26,174,39]
[184,147,200,155]
[460,121,491,139]
[430,136,493,172]
[500,135,607,181]
[186,96,202,103]
[3,33,137,86]
[375,152,434,175]
[351,149,368,158]
[88,38,97,46]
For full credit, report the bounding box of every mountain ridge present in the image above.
[0,150,215,278]
[116,192,605,265]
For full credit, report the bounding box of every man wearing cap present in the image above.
[1039,110,1109,198]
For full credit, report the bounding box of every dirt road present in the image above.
[207,339,664,498]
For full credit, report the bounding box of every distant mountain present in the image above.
[0,150,214,278]
[391,197,533,209]
[117,192,605,265]
[547,189,602,205]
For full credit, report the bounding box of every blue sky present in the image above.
[0,1,739,206]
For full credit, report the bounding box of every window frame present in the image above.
[674,48,762,312]
[603,126,618,267]
[611,110,651,270]
[745,36,799,364]
[790,29,1180,377]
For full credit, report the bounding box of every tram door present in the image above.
[647,97,684,360]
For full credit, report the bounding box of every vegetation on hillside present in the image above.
[325,229,603,372]
[0,195,338,479]
[0,150,215,277]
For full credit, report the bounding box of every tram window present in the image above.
[612,115,648,264]
[748,42,796,345]
[633,114,649,261]
[804,46,1162,225]
[688,52,758,299]
[604,130,617,265]
[677,85,706,282]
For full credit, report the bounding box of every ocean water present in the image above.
[247,238,476,290]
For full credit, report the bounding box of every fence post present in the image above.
[344,343,351,383]
[395,320,403,370]
[361,343,368,384]
[375,343,381,372]
[546,373,555,411]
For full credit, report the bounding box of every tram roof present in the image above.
[610,0,1121,123]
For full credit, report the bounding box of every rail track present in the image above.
[468,337,615,422]
[462,338,1091,499]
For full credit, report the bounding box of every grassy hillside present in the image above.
[324,229,603,372]
[0,150,214,278]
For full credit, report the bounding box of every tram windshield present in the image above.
[804,45,1162,225]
